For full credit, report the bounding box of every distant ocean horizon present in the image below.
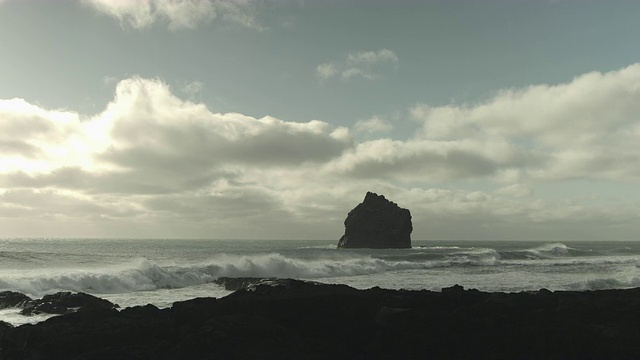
[3,238,640,325]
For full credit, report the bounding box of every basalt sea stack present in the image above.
[338,192,412,249]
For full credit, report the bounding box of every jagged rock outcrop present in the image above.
[20,292,118,316]
[0,291,32,310]
[1,291,117,317]
[338,192,412,249]
[5,281,640,359]
[214,277,277,291]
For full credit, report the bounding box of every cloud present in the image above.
[99,78,351,170]
[0,77,358,237]
[181,80,204,98]
[0,98,88,173]
[317,49,398,81]
[0,77,352,197]
[324,138,526,182]
[316,63,338,80]
[412,63,640,182]
[214,0,266,31]
[354,116,393,134]
[83,0,265,30]
[0,188,135,220]
[346,49,398,67]
[102,75,119,86]
[4,65,640,239]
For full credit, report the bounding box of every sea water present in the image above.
[2,238,640,325]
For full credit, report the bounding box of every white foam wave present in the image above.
[419,246,464,250]
[523,243,573,258]
[0,253,451,297]
[8,247,624,299]
[447,247,501,264]
[566,264,640,291]
[567,275,640,291]
[297,244,336,250]
[0,308,55,326]
[198,252,441,279]
[0,258,218,297]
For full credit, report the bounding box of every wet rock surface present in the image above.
[20,292,118,316]
[338,192,412,249]
[3,281,640,359]
[213,276,277,290]
[0,291,118,317]
[0,291,32,310]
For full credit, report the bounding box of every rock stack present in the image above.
[338,192,412,249]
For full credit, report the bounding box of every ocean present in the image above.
[2,238,640,325]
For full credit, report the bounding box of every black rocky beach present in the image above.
[3,278,640,359]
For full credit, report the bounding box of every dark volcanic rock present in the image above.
[338,192,412,249]
[0,291,32,309]
[6,283,640,359]
[20,292,118,316]
[214,276,277,291]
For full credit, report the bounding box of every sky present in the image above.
[1,0,640,241]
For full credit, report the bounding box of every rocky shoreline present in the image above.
[3,279,640,359]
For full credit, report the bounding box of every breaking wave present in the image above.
[449,247,501,262]
[413,243,578,261]
[0,253,447,297]
[2,242,640,298]
[415,246,464,250]
[523,243,573,258]
[560,262,640,291]
[497,243,577,260]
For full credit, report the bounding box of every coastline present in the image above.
[3,278,640,359]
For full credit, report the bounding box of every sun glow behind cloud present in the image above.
[2,63,640,238]
[0,99,84,173]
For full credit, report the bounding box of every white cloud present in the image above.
[354,115,393,134]
[4,66,640,239]
[0,98,89,173]
[85,77,352,194]
[0,77,353,200]
[346,48,398,67]
[214,0,266,31]
[316,63,338,80]
[316,48,398,81]
[0,77,358,237]
[323,137,524,182]
[102,75,119,86]
[83,0,264,30]
[495,183,534,198]
[181,80,204,97]
[412,63,640,182]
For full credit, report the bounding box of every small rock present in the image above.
[0,291,32,309]
[20,292,118,316]
[214,277,276,291]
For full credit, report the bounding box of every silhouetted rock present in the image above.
[0,291,32,309]
[6,282,640,359]
[20,292,118,316]
[214,276,276,290]
[338,192,412,249]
